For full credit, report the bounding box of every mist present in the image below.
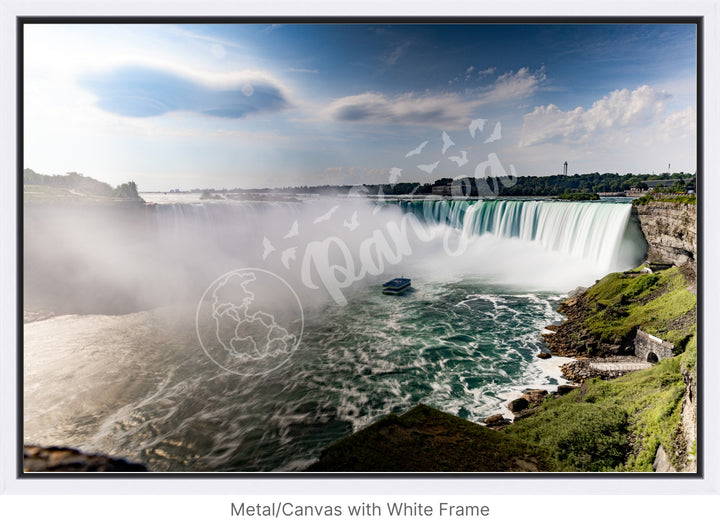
[23,197,646,317]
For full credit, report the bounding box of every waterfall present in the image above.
[401,199,646,271]
[144,198,647,275]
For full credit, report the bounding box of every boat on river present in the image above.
[382,277,411,295]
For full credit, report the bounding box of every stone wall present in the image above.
[635,329,674,362]
[633,202,696,272]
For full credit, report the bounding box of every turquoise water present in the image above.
[24,279,566,471]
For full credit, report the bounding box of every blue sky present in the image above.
[24,22,697,190]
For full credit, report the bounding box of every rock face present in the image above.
[484,414,511,429]
[543,295,632,359]
[507,389,548,419]
[633,202,696,272]
[653,444,677,472]
[507,397,529,413]
[681,365,697,471]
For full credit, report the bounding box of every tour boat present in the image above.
[382,277,411,295]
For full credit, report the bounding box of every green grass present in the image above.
[306,404,556,472]
[504,353,690,471]
[582,268,695,344]
[503,400,629,471]
[633,195,696,206]
[23,184,76,200]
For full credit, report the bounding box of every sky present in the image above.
[23,22,697,191]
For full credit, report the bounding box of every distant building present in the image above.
[641,179,680,189]
[626,187,649,198]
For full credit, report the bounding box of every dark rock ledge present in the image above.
[23,445,147,472]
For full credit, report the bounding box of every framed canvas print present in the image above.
[19,16,701,477]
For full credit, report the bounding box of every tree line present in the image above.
[24,169,142,200]
[234,171,696,198]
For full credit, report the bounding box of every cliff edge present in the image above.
[633,201,696,273]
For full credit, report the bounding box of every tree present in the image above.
[114,181,141,200]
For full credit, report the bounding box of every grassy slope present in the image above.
[25,184,110,203]
[307,404,555,472]
[24,170,142,203]
[581,267,695,348]
[503,353,690,471]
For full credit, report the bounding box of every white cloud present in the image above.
[324,66,544,128]
[504,88,696,176]
[519,85,673,147]
[476,66,496,76]
[658,105,696,140]
[322,92,478,129]
[478,67,546,104]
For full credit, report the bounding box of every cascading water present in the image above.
[400,199,645,272]
[24,196,648,471]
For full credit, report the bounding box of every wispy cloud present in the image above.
[287,68,320,74]
[167,26,245,51]
[322,92,477,129]
[80,64,292,119]
[383,41,412,66]
[324,66,544,128]
[519,85,673,147]
[477,66,546,104]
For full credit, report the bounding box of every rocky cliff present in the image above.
[633,201,696,272]
[681,364,698,472]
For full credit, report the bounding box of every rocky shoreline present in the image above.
[481,283,614,428]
